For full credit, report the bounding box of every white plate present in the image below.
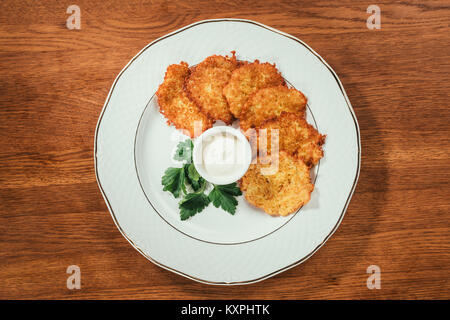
[95,19,361,285]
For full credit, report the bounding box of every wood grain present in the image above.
[0,0,449,299]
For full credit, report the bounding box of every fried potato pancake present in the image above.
[223,60,285,118]
[256,112,325,167]
[239,85,307,130]
[240,152,314,216]
[156,62,213,138]
[185,53,238,124]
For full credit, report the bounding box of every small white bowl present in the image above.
[193,126,252,185]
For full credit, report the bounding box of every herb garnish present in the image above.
[209,183,242,214]
[161,139,242,220]
[173,139,194,162]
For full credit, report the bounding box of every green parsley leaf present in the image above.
[179,192,211,220]
[187,163,200,182]
[173,139,194,163]
[208,183,242,215]
[184,163,205,192]
[163,138,243,220]
[161,167,185,198]
[194,177,207,192]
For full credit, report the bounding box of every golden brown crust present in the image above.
[240,152,314,216]
[255,112,325,167]
[185,53,238,124]
[223,60,286,118]
[156,62,213,138]
[239,85,307,131]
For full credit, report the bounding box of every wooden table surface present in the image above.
[0,0,449,300]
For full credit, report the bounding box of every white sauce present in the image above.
[201,133,246,180]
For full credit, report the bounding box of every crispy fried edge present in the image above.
[239,151,314,216]
[184,52,238,124]
[156,61,212,138]
[223,60,286,118]
[239,85,307,131]
[257,112,326,167]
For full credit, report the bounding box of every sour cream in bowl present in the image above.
[193,126,252,185]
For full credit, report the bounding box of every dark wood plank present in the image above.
[0,0,449,299]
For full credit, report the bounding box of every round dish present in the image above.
[192,126,252,185]
[95,19,361,285]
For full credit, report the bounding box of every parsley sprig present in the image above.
[161,139,242,220]
[209,184,242,214]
